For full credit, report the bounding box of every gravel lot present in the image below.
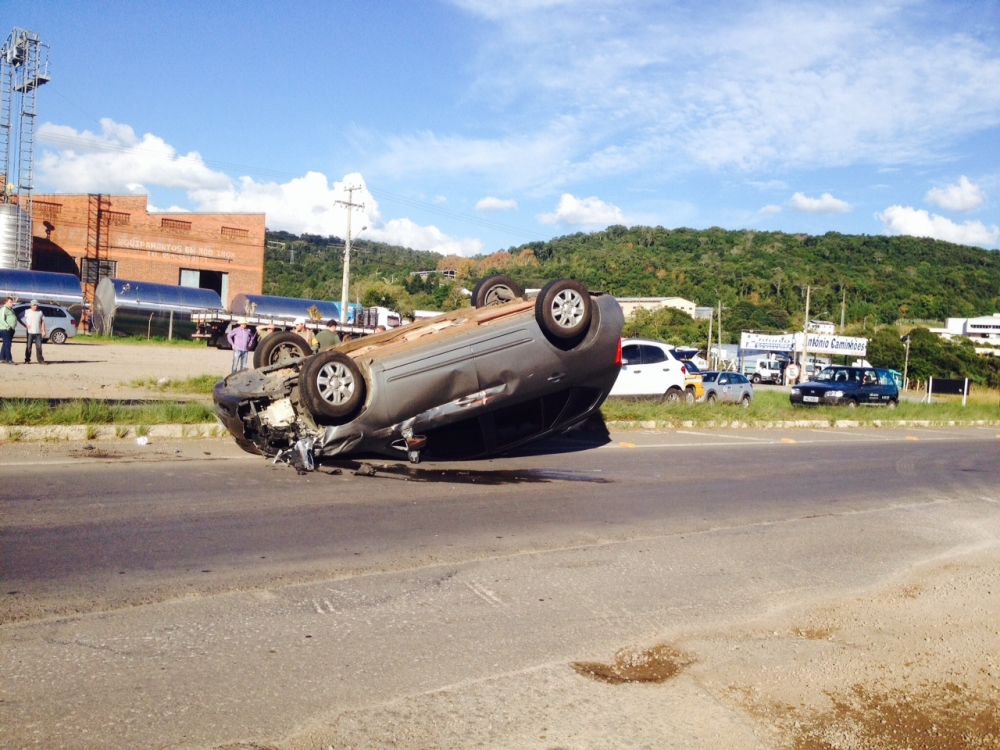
[1,338,231,400]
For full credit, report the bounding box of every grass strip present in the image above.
[125,374,221,395]
[601,389,1000,426]
[81,334,206,347]
[0,399,217,426]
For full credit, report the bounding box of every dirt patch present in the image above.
[782,682,1000,749]
[70,447,124,459]
[572,643,692,684]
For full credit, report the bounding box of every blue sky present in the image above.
[6,0,1000,254]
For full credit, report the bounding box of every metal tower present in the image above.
[1,27,50,267]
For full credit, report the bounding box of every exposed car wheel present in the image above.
[300,350,366,422]
[845,399,858,409]
[535,278,592,342]
[662,388,682,405]
[684,388,696,405]
[751,373,761,384]
[472,275,523,308]
[886,399,898,409]
[252,331,311,368]
[741,394,752,408]
[706,392,718,405]
[49,329,67,344]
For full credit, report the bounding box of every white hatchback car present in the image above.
[13,303,79,344]
[610,338,691,403]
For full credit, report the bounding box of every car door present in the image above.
[612,344,644,395]
[638,343,677,396]
[861,368,880,404]
[716,372,734,402]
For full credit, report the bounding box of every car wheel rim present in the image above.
[550,289,586,329]
[316,362,355,405]
[483,285,516,306]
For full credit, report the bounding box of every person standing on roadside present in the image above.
[313,319,341,353]
[292,317,311,344]
[0,296,18,364]
[226,318,255,372]
[22,300,48,364]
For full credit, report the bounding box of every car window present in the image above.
[876,370,893,386]
[815,369,835,382]
[621,344,640,365]
[863,369,878,385]
[701,372,718,383]
[718,374,729,384]
[639,344,667,364]
[681,360,700,373]
[41,306,61,317]
[734,374,747,384]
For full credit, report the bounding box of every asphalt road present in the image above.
[2,425,999,749]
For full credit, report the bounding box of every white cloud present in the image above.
[877,205,999,246]
[410,2,1000,187]
[37,119,230,192]
[789,192,851,214]
[36,119,483,255]
[538,193,624,226]
[476,196,518,211]
[374,218,484,256]
[925,176,984,212]
[759,204,783,215]
[433,195,449,205]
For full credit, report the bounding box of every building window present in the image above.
[221,226,249,240]
[34,201,62,220]
[161,217,192,232]
[180,268,228,304]
[80,258,118,285]
[107,211,130,226]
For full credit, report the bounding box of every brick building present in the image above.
[29,194,264,307]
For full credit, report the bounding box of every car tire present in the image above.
[300,350,366,422]
[472,275,523,308]
[706,392,717,405]
[49,329,67,344]
[684,388,696,405]
[741,394,752,408]
[252,331,311,368]
[662,387,682,405]
[534,278,592,342]
[751,373,761,384]
[886,399,897,410]
[845,399,858,409]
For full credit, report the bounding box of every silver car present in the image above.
[698,371,754,407]
[214,277,625,469]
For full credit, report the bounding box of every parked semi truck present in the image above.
[191,294,400,349]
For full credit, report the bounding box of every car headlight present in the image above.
[791,388,800,395]
[827,390,844,398]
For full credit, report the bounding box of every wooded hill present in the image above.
[265,225,1000,329]
[263,226,1000,385]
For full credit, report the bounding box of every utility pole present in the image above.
[706,310,714,369]
[840,288,846,332]
[801,285,811,379]
[902,335,911,392]
[335,186,365,325]
[717,300,722,369]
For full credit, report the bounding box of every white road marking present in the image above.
[676,430,770,442]
[464,580,507,607]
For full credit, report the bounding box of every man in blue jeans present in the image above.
[226,318,255,372]
[0,296,18,364]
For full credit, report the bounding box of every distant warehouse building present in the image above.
[617,296,697,319]
[28,194,264,308]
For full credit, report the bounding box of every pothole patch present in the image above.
[572,643,692,684]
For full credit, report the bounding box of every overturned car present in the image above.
[213,277,625,469]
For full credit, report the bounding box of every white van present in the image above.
[12,302,79,344]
